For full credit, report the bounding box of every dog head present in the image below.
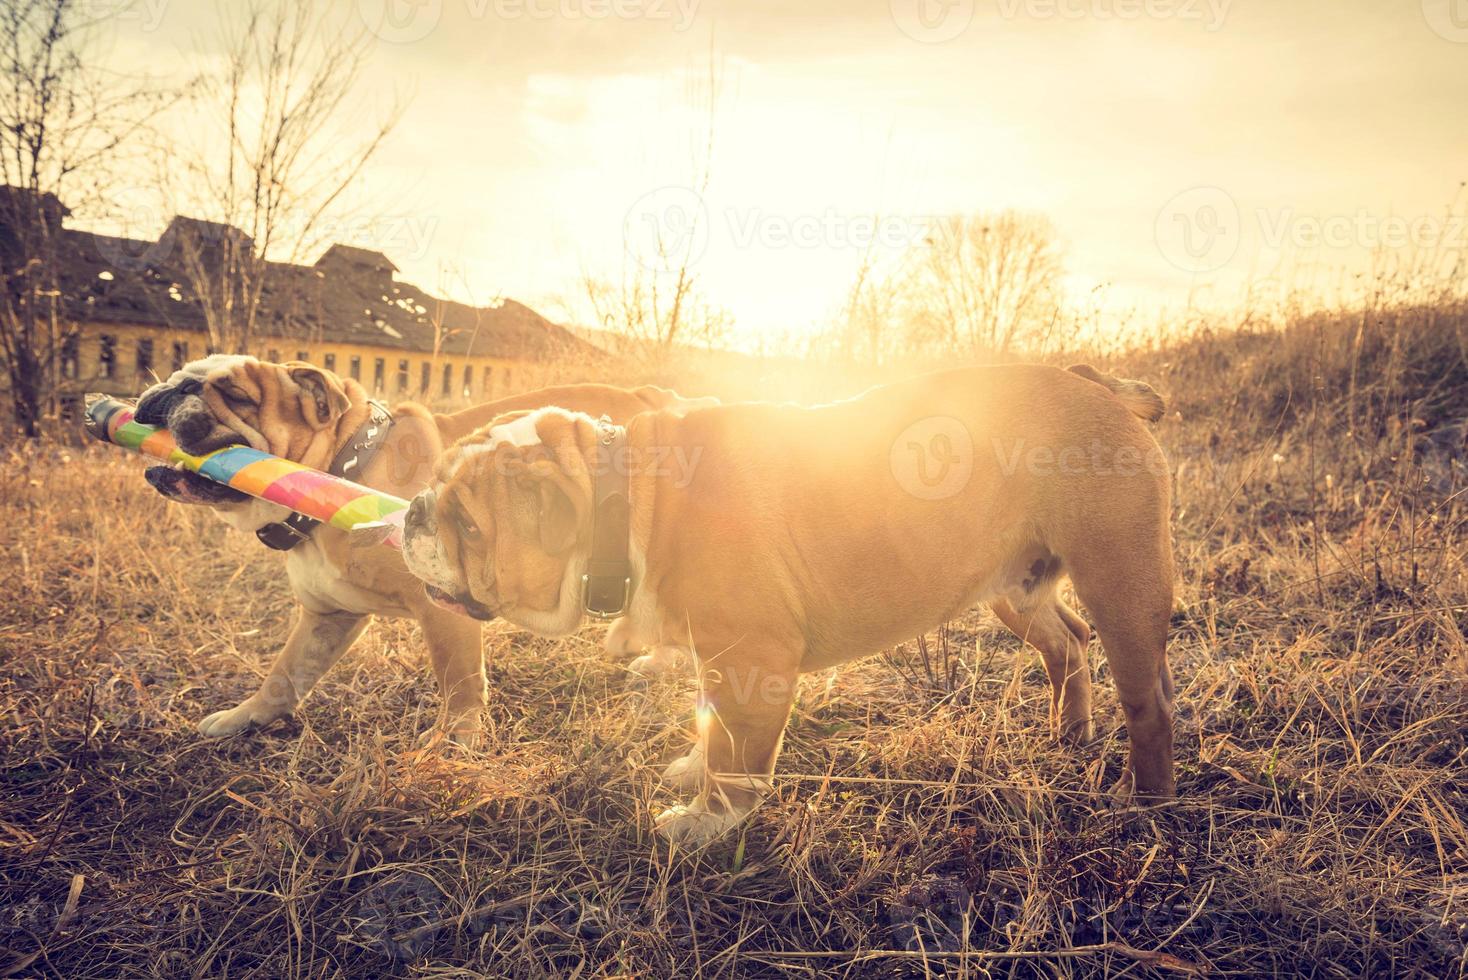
[401,408,601,631]
[136,354,353,529]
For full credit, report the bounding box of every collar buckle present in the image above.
[581,572,631,619]
[594,414,617,446]
[256,514,314,551]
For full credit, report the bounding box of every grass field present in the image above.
[2,305,1466,977]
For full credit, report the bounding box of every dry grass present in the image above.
[2,304,1466,978]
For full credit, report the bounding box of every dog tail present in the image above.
[1067,364,1165,423]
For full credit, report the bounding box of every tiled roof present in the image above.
[316,243,397,273]
[3,188,595,363]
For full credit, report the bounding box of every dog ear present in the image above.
[288,364,351,428]
[505,455,585,556]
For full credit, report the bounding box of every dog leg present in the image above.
[1066,539,1176,801]
[655,650,798,844]
[990,596,1094,744]
[198,607,369,737]
[419,605,487,747]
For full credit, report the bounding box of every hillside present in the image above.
[1,303,1464,977]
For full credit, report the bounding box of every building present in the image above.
[1,186,600,419]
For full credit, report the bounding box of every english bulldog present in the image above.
[400,363,1176,841]
[136,354,701,745]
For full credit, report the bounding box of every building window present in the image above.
[296,350,309,362]
[267,348,281,364]
[58,393,81,423]
[323,353,336,373]
[60,334,79,380]
[441,363,453,396]
[136,338,154,377]
[373,358,385,393]
[462,364,473,398]
[397,359,409,392]
[420,361,431,394]
[503,368,512,390]
[349,355,361,381]
[172,341,189,371]
[482,366,492,394]
[98,335,116,379]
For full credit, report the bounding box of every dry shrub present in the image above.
[1,303,1465,977]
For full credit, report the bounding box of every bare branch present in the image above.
[162,0,406,354]
[0,0,178,436]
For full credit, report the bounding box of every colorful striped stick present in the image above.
[84,396,407,547]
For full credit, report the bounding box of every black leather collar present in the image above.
[256,400,394,551]
[581,415,632,618]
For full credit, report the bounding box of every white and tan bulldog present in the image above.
[401,363,1176,841]
[136,354,699,745]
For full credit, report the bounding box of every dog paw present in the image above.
[661,746,706,791]
[603,616,639,657]
[626,645,685,682]
[197,699,286,738]
[654,798,748,844]
[1059,717,1096,747]
[444,725,485,751]
[1106,770,1175,805]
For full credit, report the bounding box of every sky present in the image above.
[90,0,1468,348]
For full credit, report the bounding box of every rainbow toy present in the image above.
[84,396,407,547]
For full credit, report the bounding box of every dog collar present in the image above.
[256,400,394,551]
[581,415,632,619]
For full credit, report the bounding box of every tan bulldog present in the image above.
[136,354,699,745]
[400,363,1175,841]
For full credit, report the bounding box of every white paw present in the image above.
[654,798,749,844]
[197,699,286,738]
[627,645,685,681]
[603,616,639,657]
[661,746,706,791]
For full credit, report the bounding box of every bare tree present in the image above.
[0,0,174,436]
[422,262,495,402]
[819,209,1067,367]
[823,213,921,368]
[581,263,731,376]
[915,211,1064,356]
[580,53,729,377]
[163,1,404,354]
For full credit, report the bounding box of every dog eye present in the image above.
[218,386,254,406]
[456,513,482,540]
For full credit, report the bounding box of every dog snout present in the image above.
[169,399,215,449]
[166,396,243,455]
[135,377,195,425]
[406,490,437,531]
